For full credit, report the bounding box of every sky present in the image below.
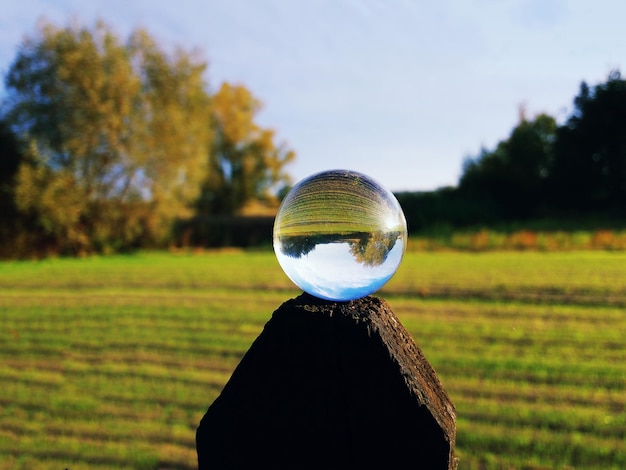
[1,0,625,192]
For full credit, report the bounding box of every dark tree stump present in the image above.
[197,293,456,469]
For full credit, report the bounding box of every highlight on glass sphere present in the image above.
[273,169,407,301]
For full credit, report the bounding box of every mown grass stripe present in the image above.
[456,418,625,469]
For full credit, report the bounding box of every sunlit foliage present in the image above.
[197,82,295,215]
[2,19,295,256]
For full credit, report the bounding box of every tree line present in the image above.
[396,70,626,234]
[0,19,294,257]
[3,20,626,258]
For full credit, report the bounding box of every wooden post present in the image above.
[197,293,457,469]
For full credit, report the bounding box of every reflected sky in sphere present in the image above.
[273,169,407,301]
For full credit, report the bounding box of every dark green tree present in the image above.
[0,119,21,214]
[459,111,557,219]
[0,119,30,256]
[548,70,626,212]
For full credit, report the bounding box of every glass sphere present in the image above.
[273,169,407,301]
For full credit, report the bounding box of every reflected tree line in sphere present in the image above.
[278,230,403,267]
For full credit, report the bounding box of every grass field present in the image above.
[0,249,624,469]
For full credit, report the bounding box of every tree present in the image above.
[3,19,212,254]
[0,119,21,216]
[548,70,626,212]
[459,111,557,219]
[0,118,29,256]
[197,82,295,215]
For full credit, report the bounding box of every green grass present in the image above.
[0,250,625,469]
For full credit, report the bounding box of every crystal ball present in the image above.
[273,169,407,301]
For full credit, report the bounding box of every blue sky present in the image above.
[1,0,625,191]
